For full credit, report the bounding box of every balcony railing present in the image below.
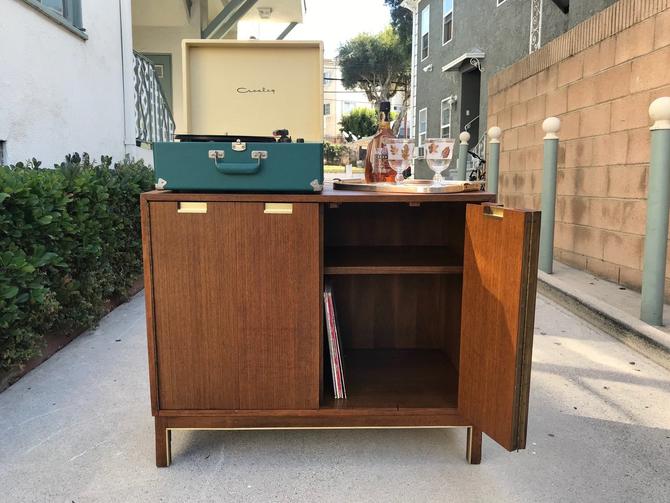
[133,52,175,144]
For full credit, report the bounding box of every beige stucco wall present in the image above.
[132,0,240,134]
[487,0,670,298]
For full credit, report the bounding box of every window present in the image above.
[420,5,430,60]
[440,99,452,138]
[497,0,508,5]
[43,0,64,15]
[343,101,356,115]
[323,71,331,85]
[324,103,331,116]
[0,141,6,165]
[38,0,82,27]
[418,108,428,146]
[443,0,453,45]
[23,0,85,36]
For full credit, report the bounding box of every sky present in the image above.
[238,0,392,58]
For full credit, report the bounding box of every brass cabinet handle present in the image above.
[177,202,207,214]
[264,203,293,215]
[483,205,504,219]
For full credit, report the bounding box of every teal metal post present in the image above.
[641,98,670,325]
[456,131,470,180]
[487,126,502,197]
[539,117,561,274]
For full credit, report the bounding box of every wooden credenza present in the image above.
[141,189,540,466]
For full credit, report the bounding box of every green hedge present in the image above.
[324,142,355,166]
[0,153,154,371]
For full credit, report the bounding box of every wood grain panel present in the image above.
[324,202,467,251]
[141,197,159,415]
[143,189,497,204]
[149,201,320,410]
[320,349,458,410]
[328,275,461,353]
[324,246,463,275]
[161,412,468,429]
[458,204,540,452]
[234,202,320,410]
[150,202,241,410]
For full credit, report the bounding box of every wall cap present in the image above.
[543,117,561,140]
[650,97,670,131]
[459,131,471,144]
[488,127,502,144]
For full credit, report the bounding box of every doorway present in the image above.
[460,68,481,147]
[143,53,173,112]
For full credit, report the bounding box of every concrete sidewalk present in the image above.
[539,261,670,370]
[1,292,669,502]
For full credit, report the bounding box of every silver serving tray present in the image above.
[332,178,484,194]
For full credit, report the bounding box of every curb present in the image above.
[538,271,670,371]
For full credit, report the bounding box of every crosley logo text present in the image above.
[236,87,276,94]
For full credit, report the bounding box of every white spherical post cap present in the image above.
[488,126,502,144]
[649,97,670,130]
[459,131,471,144]
[543,117,561,139]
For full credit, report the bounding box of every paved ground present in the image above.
[1,293,669,503]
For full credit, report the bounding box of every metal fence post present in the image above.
[641,98,670,325]
[539,117,561,274]
[486,127,502,196]
[456,131,470,180]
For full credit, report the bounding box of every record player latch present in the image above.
[232,140,247,152]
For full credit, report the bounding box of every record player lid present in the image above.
[175,134,276,143]
[181,40,323,142]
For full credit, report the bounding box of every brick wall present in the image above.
[487,0,670,298]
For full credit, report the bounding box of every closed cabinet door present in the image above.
[149,201,320,410]
[458,204,541,451]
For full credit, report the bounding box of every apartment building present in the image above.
[403,0,617,174]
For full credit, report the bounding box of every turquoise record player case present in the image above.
[153,140,324,193]
[153,39,324,193]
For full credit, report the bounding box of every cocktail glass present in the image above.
[383,138,415,183]
[425,138,456,185]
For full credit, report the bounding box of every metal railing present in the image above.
[133,52,175,144]
[466,132,487,181]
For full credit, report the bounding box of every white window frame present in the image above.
[420,5,430,61]
[418,107,428,146]
[497,0,508,6]
[323,103,331,116]
[442,0,453,46]
[440,99,452,138]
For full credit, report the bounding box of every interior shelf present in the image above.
[320,349,458,410]
[324,246,463,275]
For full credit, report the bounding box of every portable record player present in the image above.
[153,40,324,192]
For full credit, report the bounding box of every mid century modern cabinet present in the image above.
[141,189,540,466]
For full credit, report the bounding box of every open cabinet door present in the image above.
[458,204,540,451]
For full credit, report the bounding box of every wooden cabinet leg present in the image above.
[155,417,171,467]
[466,426,482,464]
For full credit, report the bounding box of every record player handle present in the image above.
[214,158,262,175]
[212,150,267,175]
